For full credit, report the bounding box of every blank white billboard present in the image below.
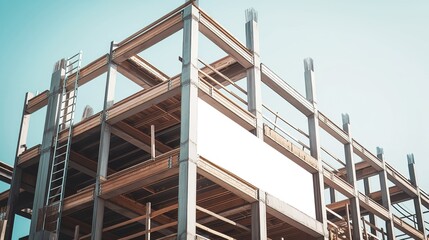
[197,99,315,217]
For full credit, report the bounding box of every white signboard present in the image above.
[197,99,315,217]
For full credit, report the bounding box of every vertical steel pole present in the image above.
[363,177,376,237]
[342,114,363,240]
[151,125,156,159]
[377,147,395,240]
[91,41,117,240]
[407,154,427,237]
[245,8,263,138]
[29,59,65,239]
[5,92,33,239]
[304,58,328,240]
[146,202,151,240]
[251,190,267,240]
[329,188,336,204]
[246,9,267,239]
[177,4,199,240]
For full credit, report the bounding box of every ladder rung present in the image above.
[61,99,76,105]
[55,141,68,147]
[66,66,78,74]
[68,52,81,60]
[49,193,61,200]
[67,59,79,67]
[61,95,76,103]
[60,104,74,111]
[60,111,75,117]
[55,144,68,150]
[52,169,65,175]
[54,152,67,158]
[53,162,65,169]
[63,93,77,99]
[51,177,63,184]
[50,185,63,191]
[60,99,76,106]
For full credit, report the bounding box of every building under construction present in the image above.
[0,1,428,239]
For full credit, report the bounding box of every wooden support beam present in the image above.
[100,150,179,199]
[113,13,183,63]
[66,54,109,91]
[196,205,250,232]
[26,54,109,114]
[261,64,314,117]
[196,223,235,240]
[198,204,251,226]
[102,202,178,234]
[197,157,257,202]
[0,162,13,184]
[113,121,173,154]
[117,55,169,89]
[266,193,325,238]
[199,56,246,85]
[26,90,48,114]
[119,221,178,240]
[111,126,154,154]
[133,102,181,129]
[63,187,94,215]
[106,78,181,124]
[198,10,253,68]
[17,144,41,168]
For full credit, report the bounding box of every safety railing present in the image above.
[262,104,310,153]
[326,206,351,240]
[198,58,248,109]
[361,217,386,240]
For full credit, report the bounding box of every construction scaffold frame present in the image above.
[0,1,428,240]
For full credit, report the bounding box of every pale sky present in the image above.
[1,1,428,238]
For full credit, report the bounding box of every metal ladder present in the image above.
[44,52,82,237]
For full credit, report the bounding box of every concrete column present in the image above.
[304,58,328,239]
[407,154,427,237]
[91,41,117,240]
[376,147,395,240]
[245,8,263,138]
[251,190,267,240]
[342,114,363,240]
[5,92,33,239]
[29,59,65,239]
[177,5,199,240]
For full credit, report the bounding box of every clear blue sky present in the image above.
[1,1,428,238]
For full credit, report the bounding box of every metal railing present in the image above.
[262,104,310,151]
